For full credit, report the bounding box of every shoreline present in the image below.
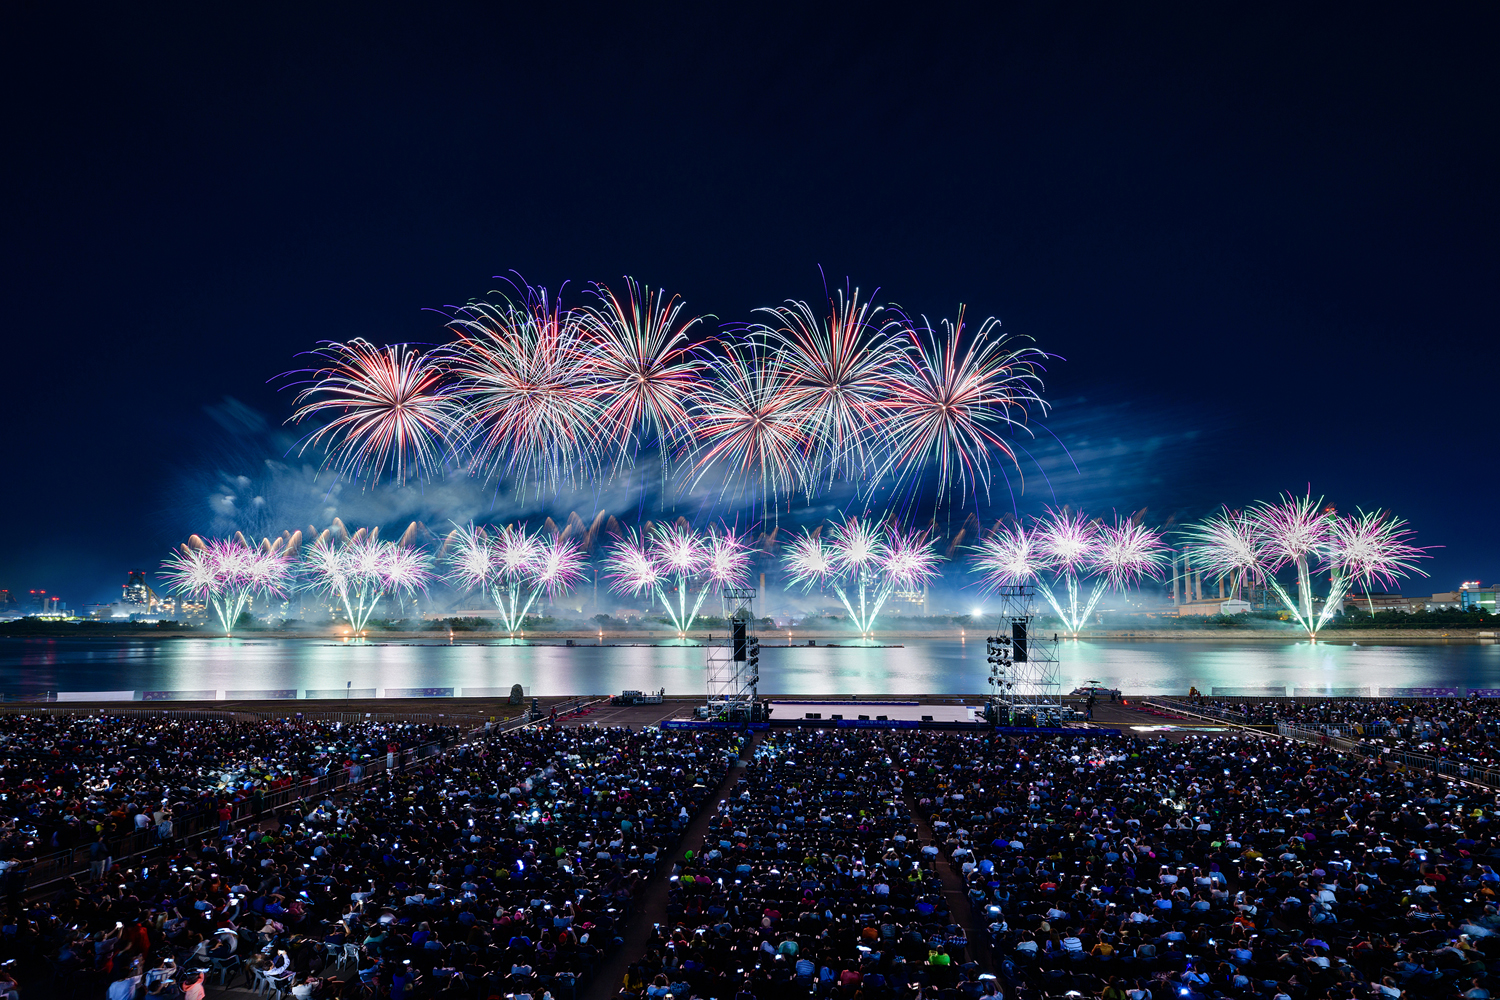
[2,627,1494,643]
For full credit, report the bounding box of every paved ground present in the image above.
[557,700,688,729]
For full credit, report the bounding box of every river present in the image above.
[2,635,1498,699]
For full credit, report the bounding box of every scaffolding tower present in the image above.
[705,586,761,719]
[984,584,1063,725]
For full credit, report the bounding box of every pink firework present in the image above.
[704,528,752,585]
[1091,515,1168,589]
[444,525,497,590]
[684,339,811,507]
[377,545,433,593]
[532,535,588,597]
[827,517,888,575]
[490,524,542,580]
[650,522,708,576]
[283,338,457,486]
[1331,508,1431,593]
[783,530,833,588]
[883,529,942,589]
[1182,508,1262,584]
[971,523,1045,588]
[1035,508,1098,573]
[162,536,290,634]
[604,530,660,596]
[1250,493,1335,571]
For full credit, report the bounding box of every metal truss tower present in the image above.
[706,586,760,716]
[984,584,1062,723]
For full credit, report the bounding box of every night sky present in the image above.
[2,4,1495,607]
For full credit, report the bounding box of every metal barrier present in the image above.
[15,710,511,891]
[1145,698,1500,791]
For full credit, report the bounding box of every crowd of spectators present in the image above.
[9,706,1500,1000]
[1179,697,1500,773]
[0,712,459,866]
[4,718,730,999]
[619,728,995,1000]
[901,730,1500,1000]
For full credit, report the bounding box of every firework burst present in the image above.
[580,277,706,467]
[753,288,901,485]
[683,340,811,511]
[282,338,457,486]
[446,286,603,494]
[162,536,292,634]
[874,308,1048,506]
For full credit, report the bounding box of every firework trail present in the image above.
[580,277,705,469]
[1185,493,1430,635]
[784,517,941,635]
[446,285,604,495]
[444,523,585,634]
[603,522,750,635]
[303,529,431,632]
[970,509,1164,634]
[752,287,901,487]
[874,308,1049,507]
[161,535,292,634]
[279,339,457,486]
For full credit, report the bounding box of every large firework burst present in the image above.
[683,339,811,511]
[446,286,603,494]
[753,288,901,486]
[282,339,458,486]
[875,309,1048,506]
[580,277,706,467]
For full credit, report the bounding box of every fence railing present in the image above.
[17,697,608,891]
[1145,697,1500,791]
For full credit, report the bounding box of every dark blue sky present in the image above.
[2,3,1495,606]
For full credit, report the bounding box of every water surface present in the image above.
[2,636,1497,698]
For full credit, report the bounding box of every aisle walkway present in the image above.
[579,731,764,1000]
[906,787,993,976]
